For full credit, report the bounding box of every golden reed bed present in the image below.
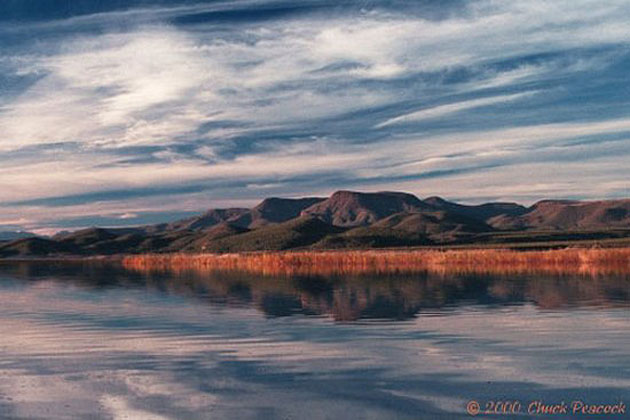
[122,248,630,277]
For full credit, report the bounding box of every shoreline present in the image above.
[2,246,630,276]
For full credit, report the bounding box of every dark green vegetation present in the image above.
[2,191,630,257]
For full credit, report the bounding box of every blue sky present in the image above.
[1,0,629,233]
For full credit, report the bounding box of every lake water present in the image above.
[0,262,628,419]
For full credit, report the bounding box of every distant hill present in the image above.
[165,208,250,231]
[0,237,73,257]
[301,190,431,226]
[373,210,493,243]
[2,190,630,258]
[162,197,325,231]
[232,197,325,228]
[0,231,37,241]
[424,196,527,222]
[489,199,630,230]
[190,216,344,253]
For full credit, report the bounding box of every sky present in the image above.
[1,0,630,233]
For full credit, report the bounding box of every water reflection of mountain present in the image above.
[1,262,629,321]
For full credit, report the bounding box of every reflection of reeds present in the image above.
[122,248,630,276]
[3,260,629,321]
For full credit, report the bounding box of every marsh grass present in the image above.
[122,248,630,276]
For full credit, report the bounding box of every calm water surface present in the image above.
[0,262,629,419]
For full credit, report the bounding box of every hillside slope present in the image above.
[301,190,431,227]
[489,199,630,230]
[373,210,493,242]
[196,216,344,252]
[424,196,527,222]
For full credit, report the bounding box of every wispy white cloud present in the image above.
[1,27,213,151]
[3,0,629,150]
[2,117,630,231]
[375,91,539,128]
[117,212,138,220]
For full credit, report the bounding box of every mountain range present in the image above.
[2,190,630,257]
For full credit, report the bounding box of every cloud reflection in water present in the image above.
[0,263,628,419]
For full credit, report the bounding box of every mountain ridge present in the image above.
[2,190,630,257]
[300,190,431,227]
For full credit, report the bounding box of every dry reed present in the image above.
[122,248,630,277]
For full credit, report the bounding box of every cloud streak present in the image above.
[375,91,540,128]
